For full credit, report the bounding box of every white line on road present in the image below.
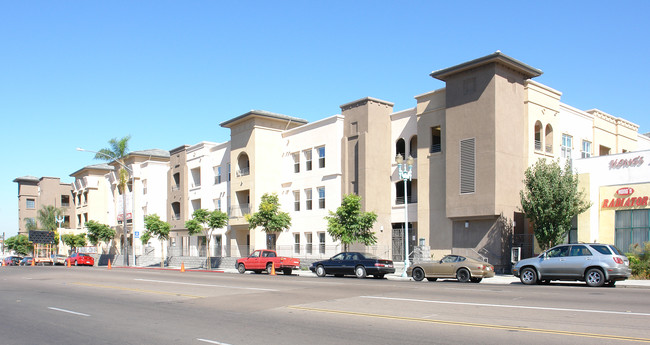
[47,307,90,317]
[361,296,650,317]
[197,338,232,345]
[134,278,278,291]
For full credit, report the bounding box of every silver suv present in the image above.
[512,243,631,287]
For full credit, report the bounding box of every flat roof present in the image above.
[220,110,308,128]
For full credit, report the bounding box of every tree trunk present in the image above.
[206,233,211,269]
[160,241,164,268]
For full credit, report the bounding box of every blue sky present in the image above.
[2,1,649,238]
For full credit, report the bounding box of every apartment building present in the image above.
[13,176,74,235]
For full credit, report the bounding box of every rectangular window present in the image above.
[561,134,572,158]
[304,150,312,171]
[215,166,222,184]
[227,163,231,181]
[215,198,221,211]
[319,232,326,254]
[306,233,313,254]
[305,189,312,210]
[61,195,70,207]
[293,152,300,173]
[26,198,35,209]
[142,179,148,195]
[294,233,300,254]
[431,126,441,153]
[581,141,592,158]
[615,209,650,251]
[460,138,475,194]
[318,187,325,209]
[317,146,325,168]
[293,190,300,211]
[191,167,201,188]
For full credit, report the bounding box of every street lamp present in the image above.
[77,147,133,266]
[395,154,414,277]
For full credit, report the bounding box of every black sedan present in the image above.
[310,252,395,279]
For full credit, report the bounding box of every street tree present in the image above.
[519,159,591,250]
[37,205,63,231]
[5,234,32,256]
[245,193,292,249]
[325,194,378,252]
[61,233,88,253]
[85,220,116,253]
[186,209,228,269]
[143,214,171,268]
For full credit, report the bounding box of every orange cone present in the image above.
[67,259,71,267]
[270,262,276,275]
[180,262,185,273]
[31,258,35,266]
[107,259,112,270]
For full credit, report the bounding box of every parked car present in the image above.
[51,254,66,265]
[65,253,95,266]
[310,252,395,279]
[19,257,34,266]
[236,249,300,275]
[407,255,495,283]
[3,256,23,266]
[512,243,631,287]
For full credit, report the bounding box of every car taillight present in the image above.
[613,257,624,264]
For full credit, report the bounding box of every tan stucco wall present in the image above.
[598,182,650,245]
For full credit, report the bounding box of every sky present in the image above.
[2,1,649,238]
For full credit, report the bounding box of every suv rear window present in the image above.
[608,245,624,255]
[589,245,611,255]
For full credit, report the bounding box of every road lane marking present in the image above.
[48,307,90,317]
[361,296,650,317]
[197,338,232,345]
[134,278,278,292]
[288,306,650,343]
[72,282,204,298]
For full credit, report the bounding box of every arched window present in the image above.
[409,135,418,158]
[545,124,553,154]
[534,121,543,151]
[237,152,250,176]
[396,138,405,159]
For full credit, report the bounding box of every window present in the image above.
[317,146,325,168]
[599,145,611,156]
[304,150,312,171]
[26,198,35,209]
[305,189,312,210]
[561,134,572,158]
[142,179,148,195]
[228,163,231,181]
[581,141,592,158]
[294,233,300,254]
[306,233,313,254]
[215,166,222,184]
[534,121,543,151]
[293,190,300,211]
[615,209,649,252]
[61,195,70,207]
[292,152,300,173]
[460,138,476,194]
[317,187,325,209]
[215,198,221,211]
[319,232,326,254]
[570,245,592,256]
[173,173,181,191]
[191,167,201,188]
[396,138,405,159]
[171,202,181,220]
[545,124,553,154]
[409,136,418,158]
[431,126,441,153]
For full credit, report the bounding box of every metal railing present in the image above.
[229,205,250,218]
[395,195,418,205]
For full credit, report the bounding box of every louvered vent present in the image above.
[460,138,475,194]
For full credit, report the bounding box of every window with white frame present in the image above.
[292,152,300,173]
[581,140,592,158]
[562,134,572,158]
[317,146,325,168]
[318,232,326,254]
[26,198,35,209]
[317,187,325,209]
[215,166,222,184]
[142,179,147,195]
[227,163,231,181]
[304,149,312,171]
[305,188,312,210]
[294,233,300,254]
[214,198,221,211]
[293,190,300,211]
[306,233,313,254]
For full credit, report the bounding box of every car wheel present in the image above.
[412,267,425,282]
[585,268,605,287]
[315,265,326,277]
[355,266,367,279]
[456,268,471,283]
[282,268,292,275]
[237,263,246,274]
[426,277,438,282]
[520,267,538,285]
[266,263,274,273]
[470,277,483,283]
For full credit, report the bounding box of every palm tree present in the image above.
[94,136,131,265]
[37,205,63,231]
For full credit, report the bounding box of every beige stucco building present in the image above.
[13,176,74,235]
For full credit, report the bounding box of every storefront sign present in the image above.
[609,156,644,169]
[602,186,649,208]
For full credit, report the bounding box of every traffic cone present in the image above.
[31,258,35,266]
[67,260,71,267]
[270,262,276,276]
[180,262,185,273]
[107,259,112,270]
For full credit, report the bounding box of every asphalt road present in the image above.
[1,266,649,345]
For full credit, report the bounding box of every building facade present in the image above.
[14,176,74,235]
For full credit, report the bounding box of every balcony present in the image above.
[229,204,250,218]
[395,195,418,205]
[236,167,250,177]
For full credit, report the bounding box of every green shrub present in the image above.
[626,242,650,279]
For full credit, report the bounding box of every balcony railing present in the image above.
[534,140,542,151]
[229,204,250,218]
[545,145,553,154]
[236,167,250,177]
[395,195,418,205]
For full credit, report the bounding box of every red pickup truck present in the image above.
[236,249,300,275]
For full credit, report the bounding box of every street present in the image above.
[1,266,649,344]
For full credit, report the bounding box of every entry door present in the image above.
[392,223,416,262]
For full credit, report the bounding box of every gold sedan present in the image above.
[407,255,495,283]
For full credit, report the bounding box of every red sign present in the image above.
[616,187,635,196]
[602,196,649,208]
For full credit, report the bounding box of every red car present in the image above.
[3,256,23,266]
[65,253,94,266]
